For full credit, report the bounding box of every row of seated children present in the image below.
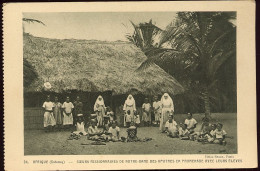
[164,113,227,145]
[164,113,197,137]
[72,113,141,142]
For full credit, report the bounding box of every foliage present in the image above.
[126,12,237,113]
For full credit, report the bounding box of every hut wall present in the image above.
[24,107,43,130]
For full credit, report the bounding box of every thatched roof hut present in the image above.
[23,33,184,95]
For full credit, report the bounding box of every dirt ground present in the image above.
[24,113,237,155]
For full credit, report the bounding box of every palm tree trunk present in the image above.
[202,88,211,115]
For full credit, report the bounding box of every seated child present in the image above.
[73,114,87,136]
[125,110,132,128]
[184,113,197,134]
[179,124,190,140]
[127,121,138,142]
[88,119,102,137]
[165,115,178,138]
[197,122,211,142]
[212,123,227,145]
[134,111,140,127]
[201,113,210,131]
[210,123,217,136]
[108,121,120,142]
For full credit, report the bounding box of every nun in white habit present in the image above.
[123,94,136,126]
[94,95,106,127]
[160,93,174,132]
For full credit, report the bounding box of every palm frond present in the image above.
[22,18,46,26]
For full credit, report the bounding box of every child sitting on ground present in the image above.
[197,122,212,142]
[201,113,210,131]
[210,123,217,136]
[127,121,138,142]
[73,114,87,136]
[211,123,227,145]
[108,121,120,142]
[165,115,178,138]
[184,113,197,134]
[88,119,102,139]
[179,124,190,140]
[125,110,132,128]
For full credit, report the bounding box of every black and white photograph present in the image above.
[22,11,238,155]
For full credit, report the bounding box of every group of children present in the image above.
[123,96,162,128]
[164,113,227,145]
[42,94,227,145]
[71,115,144,143]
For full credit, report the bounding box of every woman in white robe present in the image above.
[123,94,136,127]
[160,93,174,132]
[94,95,106,127]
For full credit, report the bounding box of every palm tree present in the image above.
[128,12,236,115]
[167,12,236,115]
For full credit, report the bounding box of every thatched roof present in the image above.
[23,33,184,95]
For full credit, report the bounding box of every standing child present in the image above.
[212,123,227,145]
[142,98,151,127]
[152,95,161,126]
[42,95,56,132]
[165,115,178,138]
[134,111,140,127]
[125,110,132,128]
[53,96,62,131]
[108,121,120,142]
[62,96,74,130]
[184,113,197,134]
[73,96,83,125]
[106,106,114,123]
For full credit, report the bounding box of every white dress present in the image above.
[62,102,74,125]
[73,122,87,135]
[160,93,174,132]
[42,101,56,127]
[123,95,136,126]
[94,96,106,127]
[153,101,161,122]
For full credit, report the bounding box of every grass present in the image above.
[24,113,237,155]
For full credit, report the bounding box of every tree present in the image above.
[127,12,236,115]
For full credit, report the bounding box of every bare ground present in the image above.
[24,113,237,155]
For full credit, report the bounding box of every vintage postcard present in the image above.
[3,1,257,170]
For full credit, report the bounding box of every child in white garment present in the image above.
[73,114,87,135]
[165,115,178,138]
[179,124,190,140]
[184,113,197,134]
[212,123,227,145]
[108,121,120,142]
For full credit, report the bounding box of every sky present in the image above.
[23,12,177,41]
